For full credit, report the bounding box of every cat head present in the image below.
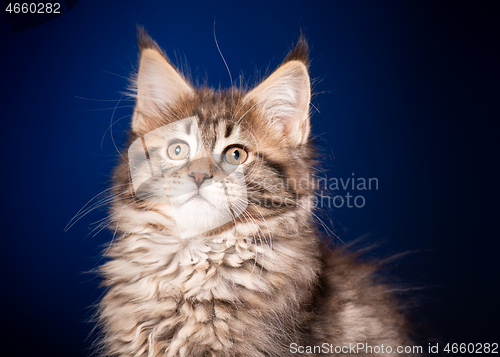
[113,28,316,239]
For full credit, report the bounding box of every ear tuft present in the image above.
[283,34,309,66]
[131,27,193,134]
[244,56,311,146]
[136,25,167,56]
[243,35,311,146]
[137,25,155,51]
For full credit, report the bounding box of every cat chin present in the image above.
[168,198,234,239]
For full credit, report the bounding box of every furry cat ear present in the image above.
[244,37,311,146]
[131,28,193,133]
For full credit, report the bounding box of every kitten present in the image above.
[96,28,416,357]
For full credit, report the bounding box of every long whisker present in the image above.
[82,193,143,239]
[109,94,129,164]
[74,95,135,102]
[101,114,132,148]
[213,20,233,99]
[102,194,158,254]
[228,198,267,276]
[283,197,345,246]
[65,185,131,232]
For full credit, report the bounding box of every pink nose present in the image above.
[190,172,211,188]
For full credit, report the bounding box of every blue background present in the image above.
[1,1,498,355]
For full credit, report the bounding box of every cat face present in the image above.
[128,115,250,238]
[114,31,315,239]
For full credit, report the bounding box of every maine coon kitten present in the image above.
[97,29,416,357]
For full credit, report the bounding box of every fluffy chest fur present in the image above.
[100,224,320,357]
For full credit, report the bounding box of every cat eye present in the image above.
[223,146,248,165]
[167,141,190,160]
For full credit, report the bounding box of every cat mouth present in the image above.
[184,192,215,208]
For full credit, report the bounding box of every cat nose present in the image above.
[189,172,211,189]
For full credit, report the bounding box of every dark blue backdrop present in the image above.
[1,1,498,356]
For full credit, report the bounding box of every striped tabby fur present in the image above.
[96,29,415,356]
